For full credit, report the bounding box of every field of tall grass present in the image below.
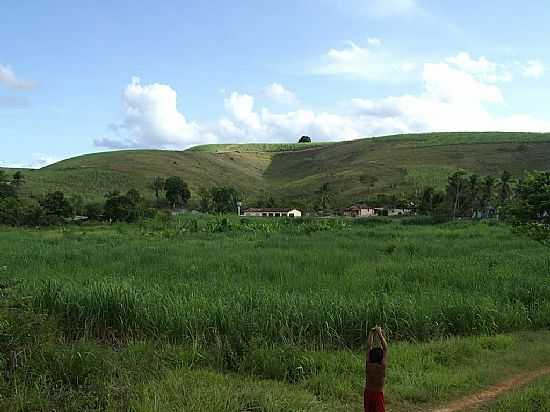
[2,218,549,347]
[1,217,550,410]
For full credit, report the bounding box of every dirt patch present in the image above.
[431,367,550,412]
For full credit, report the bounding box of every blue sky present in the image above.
[1,0,549,167]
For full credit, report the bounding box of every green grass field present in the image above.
[3,132,550,205]
[1,218,549,410]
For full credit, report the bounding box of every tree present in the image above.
[419,187,435,215]
[84,202,103,220]
[69,194,84,216]
[39,191,72,218]
[316,182,332,211]
[0,197,23,225]
[509,171,550,247]
[210,186,239,213]
[165,176,191,208]
[198,187,211,213]
[0,181,17,199]
[104,190,143,222]
[481,175,497,216]
[12,171,25,188]
[0,170,17,199]
[499,171,513,205]
[446,170,467,219]
[467,174,480,217]
[510,171,550,223]
[298,136,311,143]
[151,177,165,201]
[126,188,142,204]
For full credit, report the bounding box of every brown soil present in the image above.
[431,367,550,412]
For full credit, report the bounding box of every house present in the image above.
[343,204,413,217]
[241,208,302,218]
[386,208,412,216]
[342,205,378,218]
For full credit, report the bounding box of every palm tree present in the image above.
[468,174,480,217]
[481,175,496,216]
[421,187,435,215]
[317,182,332,211]
[499,171,513,204]
[447,170,467,219]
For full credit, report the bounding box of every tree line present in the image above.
[0,171,246,226]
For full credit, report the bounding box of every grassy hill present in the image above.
[3,132,550,206]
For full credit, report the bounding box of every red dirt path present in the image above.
[431,367,550,412]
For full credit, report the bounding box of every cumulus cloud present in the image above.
[522,60,545,78]
[367,37,382,47]
[351,62,550,133]
[0,65,35,90]
[264,83,298,106]
[95,77,214,149]
[218,92,363,142]
[316,41,417,80]
[98,53,550,151]
[445,52,512,83]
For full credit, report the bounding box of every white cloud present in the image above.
[0,153,58,169]
[445,52,512,83]
[218,93,363,142]
[95,77,214,149]
[264,83,298,106]
[367,37,382,47]
[351,62,550,133]
[522,60,545,78]
[0,65,35,90]
[367,0,418,17]
[98,55,550,151]
[316,41,417,80]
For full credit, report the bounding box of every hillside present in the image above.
[3,132,550,206]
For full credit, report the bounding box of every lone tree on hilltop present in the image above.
[165,176,191,209]
[299,136,312,143]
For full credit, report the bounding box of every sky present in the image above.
[1,0,549,168]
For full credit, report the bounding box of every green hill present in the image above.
[3,132,550,206]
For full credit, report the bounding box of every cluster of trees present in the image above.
[0,172,194,226]
[197,186,239,213]
[150,176,191,208]
[0,171,78,226]
[416,170,514,219]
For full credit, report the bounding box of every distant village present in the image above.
[240,205,413,219]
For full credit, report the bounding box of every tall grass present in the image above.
[2,220,549,348]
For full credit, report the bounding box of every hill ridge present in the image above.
[3,132,550,205]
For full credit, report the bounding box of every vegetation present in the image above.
[1,220,550,410]
[2,220,549,346]
[3,132,550,205]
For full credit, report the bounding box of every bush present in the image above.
[401,216,436,226]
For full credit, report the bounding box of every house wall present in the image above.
[359,208,376,217]
[243,210,302,218]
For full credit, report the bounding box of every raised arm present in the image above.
[376,327,388,360]
[367,328,375,351]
